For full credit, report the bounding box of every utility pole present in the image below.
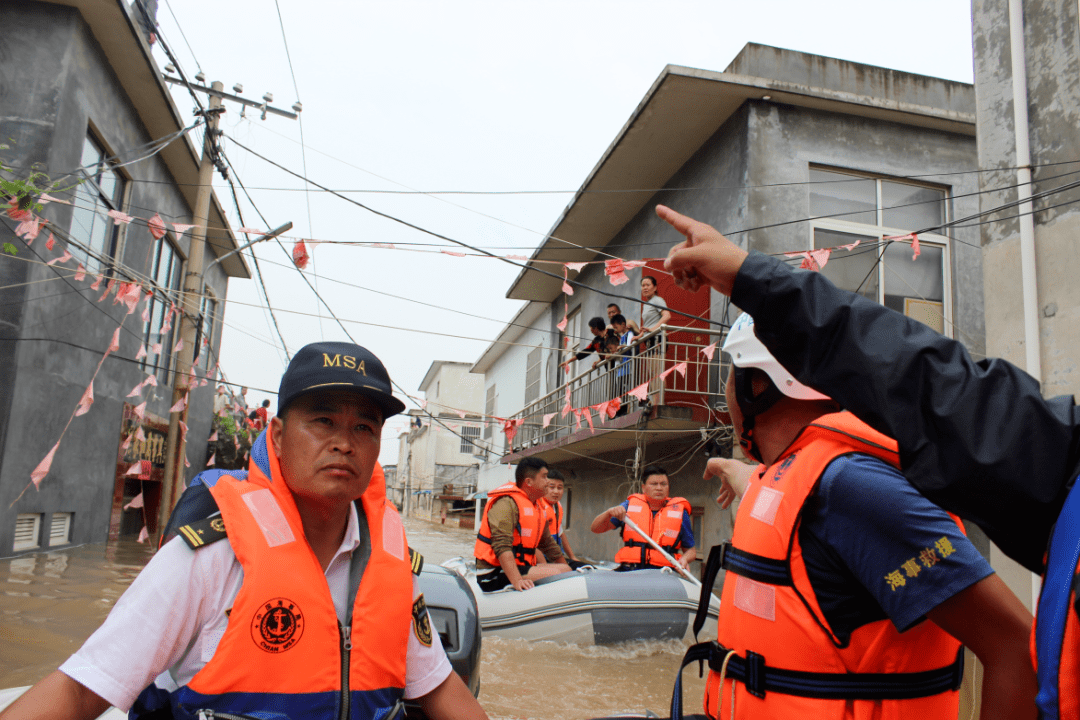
[155,76,300,535]
[159,84,224,533]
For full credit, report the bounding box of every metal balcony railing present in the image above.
[504,325,730,455]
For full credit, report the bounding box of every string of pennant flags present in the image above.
[4,184,929,500]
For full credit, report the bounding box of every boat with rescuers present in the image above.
[441,556,719,646]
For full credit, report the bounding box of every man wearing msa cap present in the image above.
[684,314,1034,720]
[2,341,489,720]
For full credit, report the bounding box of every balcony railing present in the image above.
[504,325,730,455]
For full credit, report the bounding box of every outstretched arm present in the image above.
[706,457,755,509]
[657,203,1075,573]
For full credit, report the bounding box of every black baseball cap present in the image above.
[277,341,406,419]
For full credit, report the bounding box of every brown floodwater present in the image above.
[0,519,706,719]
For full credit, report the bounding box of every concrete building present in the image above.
[0,0,248,554]
[969,0,1080,611]
[474,43,983,575]
[397,361,484,522]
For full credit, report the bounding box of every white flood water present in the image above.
[0,518,708,719]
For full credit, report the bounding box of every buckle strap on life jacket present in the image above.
[475,533,537,557]
[692,543,791,640]
[669,642,964,719]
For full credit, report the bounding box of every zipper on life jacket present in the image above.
[339,622,352,720]
[196,710,262,720]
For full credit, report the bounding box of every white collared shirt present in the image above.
[60,503,451,711]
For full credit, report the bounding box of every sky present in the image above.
[149,0,977,465]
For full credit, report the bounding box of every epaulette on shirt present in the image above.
[409,547,424,575]
[177,514,229,549]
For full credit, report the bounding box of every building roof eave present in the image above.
[51,0,250,279]
[504,64,976,304]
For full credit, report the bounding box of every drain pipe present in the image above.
[1009,0,1041,383]
[1009,0,1045,609]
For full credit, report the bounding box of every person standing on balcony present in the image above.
[640,276,672,334]
[607,303,640,336]
[640,277,672,404]
[591,465,696,571]
[474,458,571,592]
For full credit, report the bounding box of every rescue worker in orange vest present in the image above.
[659,205,1043,719]
[474,457,571,592]
[675,313,1036,720]
[537,468,581,567]
[2,342,489,720]
[590,466,697,571]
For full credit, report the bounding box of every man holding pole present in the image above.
[590,465,696,572]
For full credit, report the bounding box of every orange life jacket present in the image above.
[475,483,543,567]
[1033,477,1080,718]
[170,441,413,719]
[614,494,691,568]
[705,412,964,720]
[540,498,563,544]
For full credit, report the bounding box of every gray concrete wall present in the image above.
[544,104,751,393]
[741,101,984,356]
[0,3,230,554]
[973,0,1080,400]
[726,43,976,116]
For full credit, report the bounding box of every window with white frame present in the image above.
[69,133,126,274]
[142,235,183,382]
[483,385,496,442]
[460,426,481,454]
[808,167,951,335]
[524,346,542,406]
[559,308,582,381]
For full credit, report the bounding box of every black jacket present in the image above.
[732,251,1080,572]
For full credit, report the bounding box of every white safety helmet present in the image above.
[722,313,829,462]
[722,313,828,402]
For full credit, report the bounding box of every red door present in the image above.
[641,261,712,421]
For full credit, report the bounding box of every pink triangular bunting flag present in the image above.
[627,382,649,402]
[31,442,60,488]
[148,213,167,240]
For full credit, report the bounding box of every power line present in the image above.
[224,134,723,329]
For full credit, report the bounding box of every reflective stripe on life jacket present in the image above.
[613,494,690,568]
[159,433,412,720]
[706,412,964,720]
[1034,475,1080,719]
[474,483,543,566]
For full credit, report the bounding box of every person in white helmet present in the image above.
[685,313,1035,720]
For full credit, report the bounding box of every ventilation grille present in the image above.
[13,514,41,552]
